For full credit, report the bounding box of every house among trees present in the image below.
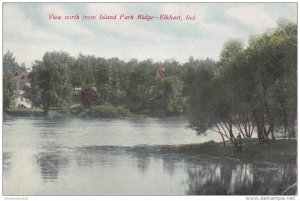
[13,72,32,108]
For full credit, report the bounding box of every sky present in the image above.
[2,2,297,68]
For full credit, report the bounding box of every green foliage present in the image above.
[70,54,97,89]
[188,20,297,144]
[150,76,186,115]
[246,21,297,140]
[81,104,131,118]
[187,67,219,134]
[124,65,154,111]
[219,39,243,66]
[5,108,44,117]
[7,20,296,143]
[94,58,110,104]
[3,73,16,111]
[3,51,27,112]
[3,51,27,74]
[22,50,201,117]
[28,51,74,116]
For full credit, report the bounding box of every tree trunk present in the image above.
[270,121,275,141]
[43,100,49,116]
[284,111,288,140]
[220,134,226,147]
[253,110,268,144]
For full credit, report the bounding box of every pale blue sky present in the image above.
[3,3,297,67]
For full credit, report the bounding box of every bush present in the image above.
[81,104,131,118]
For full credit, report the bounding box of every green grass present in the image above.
[78,104,132,118]
[5,108,44,117]
[4,104,133,118]
[156,139,297,163]
[5,104,185,118]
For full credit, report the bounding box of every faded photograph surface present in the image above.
[2,3,297,196]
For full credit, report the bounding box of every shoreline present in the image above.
[75,140,296,164]
[3,112,297,164]
[153,140,297,164]
[3,109,184,119]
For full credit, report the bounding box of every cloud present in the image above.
[3,3,50,40]
[85,3,178,43]
[159,3,206,24]
[225,5,277,32]
[86,3,125,15]
[3,3,297,68]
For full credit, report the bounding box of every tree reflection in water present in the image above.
[133,153,151,174]
[3,152,12,173]
[36,152,69,182]
[186,160,296,195]
[34,147,296,195]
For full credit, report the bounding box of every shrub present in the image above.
[82,104,131,118]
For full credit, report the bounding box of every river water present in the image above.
[2,117,296,195]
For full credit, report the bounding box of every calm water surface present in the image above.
[3,117,296,195]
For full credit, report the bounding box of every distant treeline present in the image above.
[3,20,297,145]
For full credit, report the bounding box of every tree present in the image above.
[28,51,73,116]
[3,51,26,112]
[218,40,257,140]
[3,51,26,74]
[219,39,243,66]
[106,57,127,106]
[182,57,216,96]
[123,63,154,111]
[94,57,110,104]
[187,39,249,147]
[150,76,185,115]
[246,20,297,142]
[3,73,15,111]
[70,54,96,89]
[187,21,297,146]
[221,52,256,139]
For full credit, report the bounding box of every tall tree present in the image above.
[248,20,297,141]
[70,54,96,89]
[3,51,26,74]
[3,73,15,111]
[150,76,185,115]
[187,21,297,145]
[94,57,110,104]
[28,51,73,116]
[3,51,26,111]
[124,63,153,111]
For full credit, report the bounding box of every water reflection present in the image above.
[3,152,12,173]
[36,151,69,182]
[5,144,296,195]
[67,147,298,195]
[3,118,297,195]
[185,160,297,195]
[133,153,151,174]
[162,155,180,176]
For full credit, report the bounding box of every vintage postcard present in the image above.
[2,2,297,199]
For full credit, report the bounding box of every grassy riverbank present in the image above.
[152,139,297,163]
[4,105,135,118]
[3,105,177,118]
[4,108,44,117]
